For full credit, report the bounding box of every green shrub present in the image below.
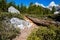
[27,25,60,40]
[0,12,21,40]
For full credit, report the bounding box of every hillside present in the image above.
[0,0,60,40]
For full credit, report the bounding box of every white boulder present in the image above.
[10,18,33,29]
[54,11,59,14]
[8,6,20,14]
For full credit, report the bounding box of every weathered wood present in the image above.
[25,15,60,26]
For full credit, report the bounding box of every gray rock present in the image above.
[8,6,20,14]
[10,18,32,29]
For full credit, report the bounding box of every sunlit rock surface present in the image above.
[54,11,59,14]
[8,6,20,14]
[47,1,60,11]
[10,18,33,29]
[35,2,45,8]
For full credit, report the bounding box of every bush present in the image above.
[0,12,21,40]
[0,20,20,40]
[27,26,60,40]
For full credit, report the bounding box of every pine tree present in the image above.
[52,6,56,14]
[0,0,7,11]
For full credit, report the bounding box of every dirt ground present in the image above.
[13,24,38,40]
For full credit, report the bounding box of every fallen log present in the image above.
[24,15,60,26]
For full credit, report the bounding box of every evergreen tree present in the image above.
[0,0,7,11]
[20,3,27,13]
[52,6,56,14]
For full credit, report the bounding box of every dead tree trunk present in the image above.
[24,15,60,26]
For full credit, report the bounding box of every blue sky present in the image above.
[7,0,60,6]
